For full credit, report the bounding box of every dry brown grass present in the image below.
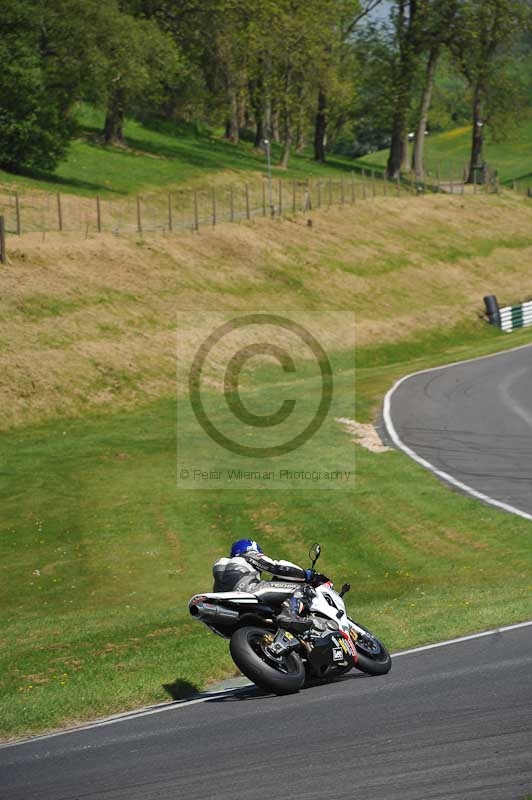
[2,192,532,430]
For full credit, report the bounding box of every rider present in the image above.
[212,539,314,631]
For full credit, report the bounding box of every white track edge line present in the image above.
[391,619,532,657]
[383,341,532,522]
[3,619,532,750]
[0,686,248,750]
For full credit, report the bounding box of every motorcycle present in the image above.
[188,544,391,695]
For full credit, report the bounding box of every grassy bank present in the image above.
[2,106,532,200]
[357,118,532,186]
[2,193,532,739]
[0,106,359,198]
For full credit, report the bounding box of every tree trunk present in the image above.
[103,86,126,146]
[385,0,419,180]
[249,78,265,147]
[314,88,327,163]
[225,83,239,143]
[280,120,292,168]
[468,82,484,183]
[401,131,411,173]
[271,105,280,143]
[254,116,264,148]
[264,95,272,141]
[386,110,407,179]
[412,45,439,179]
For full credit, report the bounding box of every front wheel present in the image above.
[348,620,392,676]
[230,626,305,695]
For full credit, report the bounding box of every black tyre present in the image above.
[230,626,305,695]
[348,620,392,676]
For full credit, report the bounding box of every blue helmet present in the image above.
[230,539,263,558]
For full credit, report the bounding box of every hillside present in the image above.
[2,105,532,200]
[2,192,532,430]
[357,119,532,188]
[0,106,360,198]
[2,192,532,739]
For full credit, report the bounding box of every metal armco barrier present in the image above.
[499,300,532,332]
[484,294,532,333]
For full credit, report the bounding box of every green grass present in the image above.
[0,105,360,198]
[2,104,532,199]
[3,189,532,738]
[356,118,532,186]
[2,321,532,739]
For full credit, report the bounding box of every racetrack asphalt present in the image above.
[1,624,531,800]
[384,343,532,519]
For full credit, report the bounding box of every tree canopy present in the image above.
[1,0,531,175]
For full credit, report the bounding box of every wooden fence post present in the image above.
[15,192,21,235]
[57,192,63,231]
[278,179,283,216]
[0,216,6,264]
[193,191,199,231]
[245,184,250,220]
[96,195,102,233]
[262,181,266,217]
[396,174,400,196]
[168,192,173,232]
[136,196,143,234]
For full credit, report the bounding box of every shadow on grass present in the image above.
[5,163,119,195]
[501,170,532,186]
[123,133,267,173]
[163,678,200,700]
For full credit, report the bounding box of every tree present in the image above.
[313,0,382,163]
[411,0,459,178]
[92,5,184,145]
[0,0,184,169]
[450,0,530,182]
[0,0,101,171]
[384,0,432,179]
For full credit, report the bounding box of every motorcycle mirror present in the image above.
[339,582,351,597]
[309,543,321,566]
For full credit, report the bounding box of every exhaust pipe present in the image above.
[189,600,240,623]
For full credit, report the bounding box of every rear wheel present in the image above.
[349,620,392,676]
[230,626,305,695]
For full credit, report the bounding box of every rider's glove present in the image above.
[304,569,314,581]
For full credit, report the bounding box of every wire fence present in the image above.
[511,179,532,198]
[0,167,501,239]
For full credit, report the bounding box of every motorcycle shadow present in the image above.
[162,678,201,701]
[205,671,369,704]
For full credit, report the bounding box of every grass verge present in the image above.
[1,326,532,740]
[1,193,532,740]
